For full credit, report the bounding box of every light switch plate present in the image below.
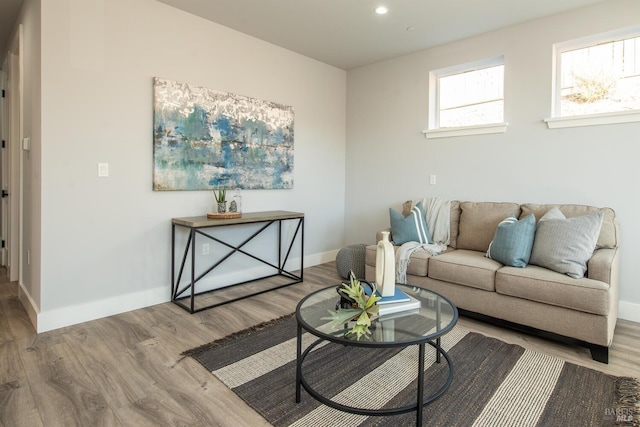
[98,163,109,177]
[22,137,31,151]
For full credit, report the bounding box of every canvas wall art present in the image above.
[153,77,294,191]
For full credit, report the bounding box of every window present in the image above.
[427,56,505,137]
[551,27,640,123]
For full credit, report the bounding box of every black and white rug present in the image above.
[183,313,639,426]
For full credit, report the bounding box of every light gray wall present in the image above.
[31,0,346,331]
[346,0,640,320]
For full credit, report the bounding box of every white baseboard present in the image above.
[32,251,340,333]
[305,249,339,266]
[36,286,170,333]
[618,300,640,323]
[18,282,39,331]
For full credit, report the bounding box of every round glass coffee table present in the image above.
[295,283,458,426]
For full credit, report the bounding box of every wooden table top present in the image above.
[172,210,304,228]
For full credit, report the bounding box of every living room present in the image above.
[1,0,639,424]
[1,0,636,335]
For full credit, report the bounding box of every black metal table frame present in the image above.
[172,214,304,313]
[295,288,457,426]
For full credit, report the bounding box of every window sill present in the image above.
[422,123,508,139]
[544,110,640,129]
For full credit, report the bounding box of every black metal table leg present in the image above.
[436,297,442,364]
[296,322,302,403]
[278,219,283,275]
[171,224,176,300]
[417,343,425,426]
[300,217,304,280]
[190,228,196,313]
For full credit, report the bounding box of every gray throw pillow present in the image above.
[529,207,603,279]
[389,201,432,245]
[486,213,536,268]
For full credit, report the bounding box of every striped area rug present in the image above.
[183,314,639,426]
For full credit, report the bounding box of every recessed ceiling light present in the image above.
[375,6,388,15]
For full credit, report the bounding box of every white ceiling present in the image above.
[156,0,608,70]
[1,0,609,70]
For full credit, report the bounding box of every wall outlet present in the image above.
[202,243,210,255]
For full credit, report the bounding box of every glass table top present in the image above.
[296,283,458,347]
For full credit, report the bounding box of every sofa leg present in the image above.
[590,345,609,364]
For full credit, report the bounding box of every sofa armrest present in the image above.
[587,247,619,286]
[375,228,392,243]
[588,247,620,345]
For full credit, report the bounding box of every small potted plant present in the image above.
[322,272,381,340]
[212,187,227,213]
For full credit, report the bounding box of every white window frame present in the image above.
[424,55,508,139]
[545,25,640,129]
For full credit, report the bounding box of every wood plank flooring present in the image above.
[1,264,638,426]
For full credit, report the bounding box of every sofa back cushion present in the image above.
[520,204,618,248]
[449,201,461,249]
[457,202,521,252]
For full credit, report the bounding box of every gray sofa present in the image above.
[364,201,620,363]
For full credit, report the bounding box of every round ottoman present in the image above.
[336,243,367,280]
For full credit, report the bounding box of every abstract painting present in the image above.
[153,78,294,191]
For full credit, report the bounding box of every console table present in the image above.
[171,211,304,313]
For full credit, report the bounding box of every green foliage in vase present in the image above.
[322,272,381,340]
[212,187,227,202]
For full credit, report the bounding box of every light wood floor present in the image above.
[1,263,639,426]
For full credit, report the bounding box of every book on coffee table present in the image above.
[377,295,421,317]
[365,287,411,304]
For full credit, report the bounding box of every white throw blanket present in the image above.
[425,197,451,246]
[396,198,451,284]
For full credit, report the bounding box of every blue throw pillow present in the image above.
[389,201,433,245]
[486,213,536,268]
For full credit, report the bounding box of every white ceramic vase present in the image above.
[375,231,396,297]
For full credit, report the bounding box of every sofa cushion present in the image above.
[486,213,536,268]
[495,265,610,315]
[520,203,617,249]
[365,244,430,277]
[457,202,521,252]
[389,201,432,245]
[401,199,413,216]
[449,201,461,249]
[529,208,603,279]
[428,249,502,291]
